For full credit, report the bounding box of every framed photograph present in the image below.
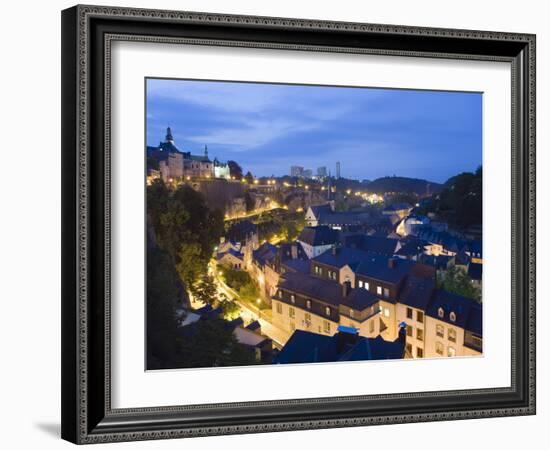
[61,5,536,444]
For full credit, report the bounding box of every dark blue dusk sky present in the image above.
[146,78,482,183]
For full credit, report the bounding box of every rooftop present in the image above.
[298,226,339,247]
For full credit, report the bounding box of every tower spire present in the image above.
[165,127,174,144]
[204,144,208,157]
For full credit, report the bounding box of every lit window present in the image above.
[384,308,390,318]
[358,280,364,288]
[306,299,311,309]
[289,307,295,318]
[448,328,457,343]
[290,294,295,304]
[417,311,424,324]
[436,324,444,338]
[417,347,424,358]
[383,288,390,298]
[436,342,444,355]
[365,282,370,290]
[417,328,424,342]
[406,307,413,319]
[325,306,331,316]
[448,346,456,357]
[438,307,444,318]
[450,311,457,322]
[377,286,382,295]
[323,320,331,334]
[276,302,282,314]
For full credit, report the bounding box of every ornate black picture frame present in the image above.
[61,5,536,444]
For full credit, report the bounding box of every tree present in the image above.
[220,299,241,320]
[146,247,183,369]
[437,266,481,302]
[227,160,243,180]
[244,171,254,184]
[175,318,256,368]
[244,191,255,212]
[192,274,218,305]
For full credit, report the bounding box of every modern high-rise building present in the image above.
[317,166,327,177]
[291,166,304,177]
[336,162,341,179]
[303,169,313,178]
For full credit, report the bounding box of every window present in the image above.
[277,289,282,298]
[276,302,282,314]
[438,307,444,318]
[406,343,413,355]
[384,308,390,318]
[417,328,424,342]
[364,282,370,290]
[447,346,456,357]
[450,311,457,322]
[290,322,295,332]
[289,307,295,318]
[416,347,424,358]
[406,325,413,337]
[325,306,331,317]
[306,299,311,309]
[304,313,311,326]
[377,286,382,295]
[448,328,457,343]
[314,265,320,274]
[417,311,424,324]
[323,320,331,334]
[290,294,295,304]
[349,309,354,319]
[383,288,390,298]
[436,342,444,355]
[436,324,444,338]
[406,307,413,319]
[358,280,364,288]
[369,319,375,333]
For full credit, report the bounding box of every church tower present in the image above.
[204,145,208,158]
[165,127,174,144]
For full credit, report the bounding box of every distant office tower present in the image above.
[291,166,304,177]
[317,166,327,177]
[303,169,313,178]
[336,162,341,179]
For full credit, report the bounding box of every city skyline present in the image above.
[146,78,482,184]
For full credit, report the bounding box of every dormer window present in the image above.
[306,299,311,309]
[450,311,456,322]
[325,306,331,316]
[290,294,296,304]
[438,307,444,318]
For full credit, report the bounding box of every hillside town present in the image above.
[147,128,483,369]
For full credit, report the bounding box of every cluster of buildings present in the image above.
[290,163,339,180]
[215,201,483,362]
[147,127,231,182]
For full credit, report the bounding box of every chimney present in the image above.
[388,257,397,269]
[342,280,352,297]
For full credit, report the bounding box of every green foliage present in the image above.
[244,171,254,184]
[220,299,241,320]
[227,160,243,180]
[192,274,218,306]
[424,168,482,229]
[146,247,182,369]
[221,266,253,291]
[366,176,441,196]
[147,181,224,291]
[175,318,257,368]
[244,191,255,212]
[437,266,481,302]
